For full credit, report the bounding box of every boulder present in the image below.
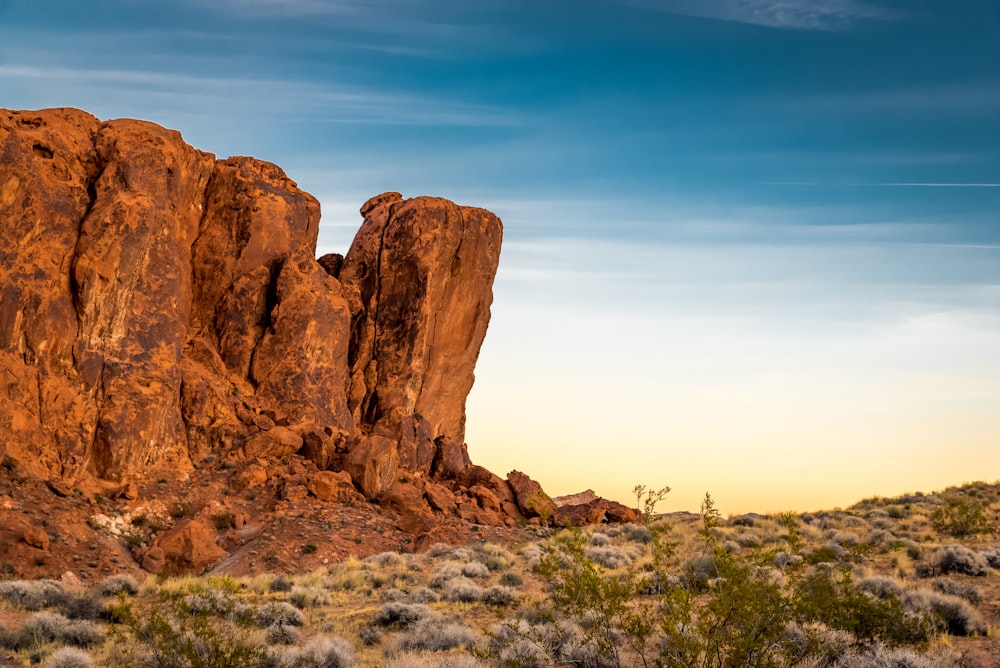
[343,434,398,499]
[22,525,50,550]
[307,470,360,503]
[507,470,556,520]
[424,481,458,514]
[154,519,228,573]
[243,426,303,459]
[384,481,436,534]
[139,546,166,574]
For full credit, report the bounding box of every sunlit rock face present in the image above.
[0,108,550,531]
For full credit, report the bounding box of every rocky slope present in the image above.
[0,108,634,575]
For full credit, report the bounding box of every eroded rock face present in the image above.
[339,192,502,446]
[0,108,355,487]
[1,107,627,571]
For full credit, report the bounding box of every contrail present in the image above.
[765,182,1000,187]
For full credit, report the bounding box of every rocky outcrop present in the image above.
[552,490,641,526]
[1,108,350,486]
[0,107,634,573]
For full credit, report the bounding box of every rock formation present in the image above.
[0,107,635,573]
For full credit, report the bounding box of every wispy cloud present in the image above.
[0,64,523,127]
[620,0,903,31]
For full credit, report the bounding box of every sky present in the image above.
[2,0,998,514]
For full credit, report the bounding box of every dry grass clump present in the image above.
[97,574,139,598]
[392,616,478,652]
[271,634,357,668]
[45,646,95,668]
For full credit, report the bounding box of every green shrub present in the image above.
[114,598,268,667]
[931,493,996,537]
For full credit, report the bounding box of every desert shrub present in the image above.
[498,573,523,588]
[472,543,515,570]
[857,576,903,600]
[622,524,652,544]
[425,543,456,558]
[114,598,269,667]
[682,553,719,590]
[99,574,140,597]
[366,551,406,568]
[830,531,860,546]
[459,561,490,578]
[867,529,896,546]
[289,585,330,609]
[358,625,381,646]
[406,587,440,604]
[728,514,757,527]
[373,602,433,628]
[935,544,989,576]
[395,617,477,652]
[794,568,932,645]
[269,575,294,593]
[831,641,963,668]
[385,654,483,668]
[57,592,105,621]
[46,647,94,668]
[805,544,845,565]
[904,589,986,636]
[265,623,301,646]
[280,635,357,668]
[980,547,1000,569]
[257,601,305,628]
[12,611,104,649]
[481,586,518,607]
[932,493,996,537]
[185,589,235,616]
[379,588,407,602]
[518,545,543,568]
[0,579,66,610]
[445,578,484,603]
[731,531,762,548]
[589,532,610,546]
[584,545,635,570]
[429,562,463,589]
[931,577,982,604]
[486,620,550,668]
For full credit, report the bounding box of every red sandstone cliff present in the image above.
[0,108,633,575]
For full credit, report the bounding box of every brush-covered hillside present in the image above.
[1,481,997,667]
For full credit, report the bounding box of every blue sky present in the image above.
[2,0,998,512]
